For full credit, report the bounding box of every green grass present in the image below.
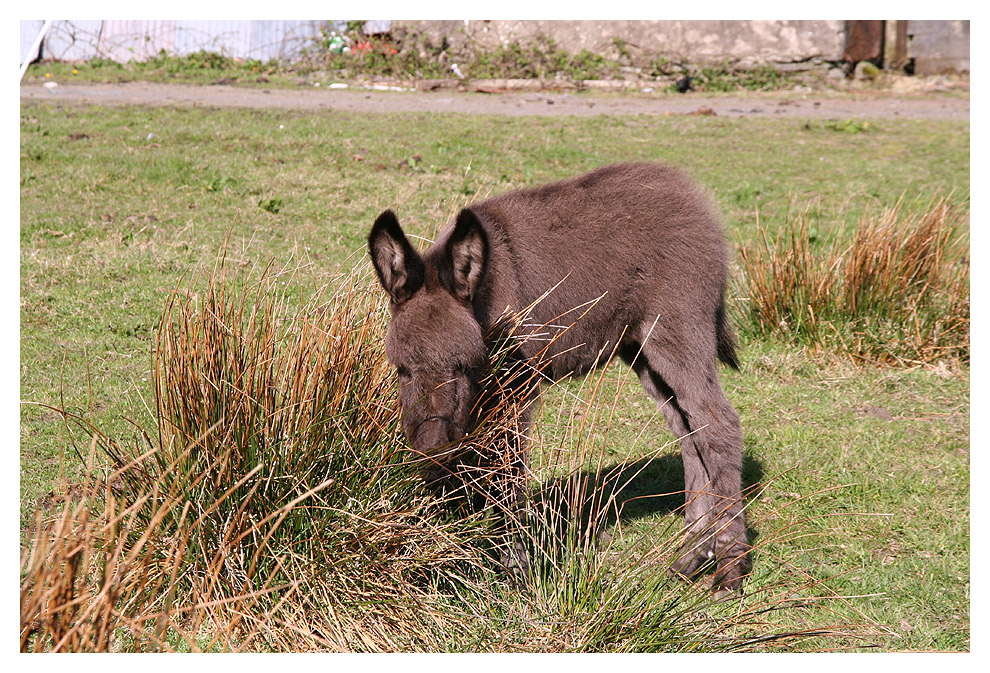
[26,50,293,88]
[21,261,856,653]
[20,99,969,651]
[531,340,968,650]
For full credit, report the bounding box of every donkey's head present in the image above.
[368,209,490,463]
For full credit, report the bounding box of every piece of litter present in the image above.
[329,82,348,89]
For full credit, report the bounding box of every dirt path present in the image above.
[21,80,969,121]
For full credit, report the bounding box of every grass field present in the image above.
[20,96,969,651]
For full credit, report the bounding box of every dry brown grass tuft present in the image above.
[738,195,969,365]
[20,260,495,652]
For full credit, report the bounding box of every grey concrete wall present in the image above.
[396,20,847,67]
[397,20,971,74]
[907,20,969,75]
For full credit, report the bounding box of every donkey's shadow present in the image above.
[527,451,764,552]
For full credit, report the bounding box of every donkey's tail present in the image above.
[716,297,741,370]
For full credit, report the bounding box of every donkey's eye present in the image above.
[396,366,411,379]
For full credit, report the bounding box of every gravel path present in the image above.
[21,80,970,121]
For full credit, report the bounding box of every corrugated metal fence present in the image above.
[20,20,391,65]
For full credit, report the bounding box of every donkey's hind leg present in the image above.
[624,341,750,591]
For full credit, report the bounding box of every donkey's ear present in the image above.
[443,208,489,303]
[368,210,425,305]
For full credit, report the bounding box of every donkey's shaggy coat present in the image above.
[369,162,749,590]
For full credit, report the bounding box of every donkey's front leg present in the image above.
[490,408,533,582]
[497,464,531,582]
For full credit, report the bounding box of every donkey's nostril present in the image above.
[413,417,459,451]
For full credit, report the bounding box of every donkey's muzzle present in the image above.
[409,417,471,486]
[411,417,461,454]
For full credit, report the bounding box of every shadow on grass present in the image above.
[530,451,765,554]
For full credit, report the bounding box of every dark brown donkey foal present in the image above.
[368,162,750,591]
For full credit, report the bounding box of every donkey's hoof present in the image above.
[670,541,751,593]
[711,545,752,593]
[711,585,742,602]
[668,546,714,582]
[500,549,531,585]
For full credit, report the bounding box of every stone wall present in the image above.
[397,20,844,68]
[395,20,969,74]
[906,20,969,75]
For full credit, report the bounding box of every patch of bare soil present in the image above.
[21,80,969,121]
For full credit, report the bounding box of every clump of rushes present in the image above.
[737,195,969,365]
[21,258,875,652]
[21,259,494,652]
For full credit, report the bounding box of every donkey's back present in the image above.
[432,162,735,378]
